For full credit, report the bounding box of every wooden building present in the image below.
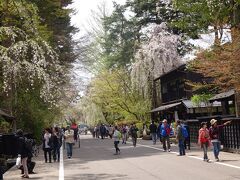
[151,64,221,122]
[151,65,240,152]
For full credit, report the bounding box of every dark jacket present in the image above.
[149,123,157,133]
[100,125,106,134]
[17,136,30,158]
[209,125,224,140]
[130,127,138,138]
[176,125,185,141]
[52,133,61,149]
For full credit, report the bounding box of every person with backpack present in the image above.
[183,121,190,150]
[176,120,186,156]
[43,128,52,163]
[160,119,171,152]
[209,119,231,161]
[52,127,62,162]
[113,126,121,155]
[130,124,138,147]
[121,125,127,144]
[16,129,31,178]
[149,121,158,145]
[198,122,210,162]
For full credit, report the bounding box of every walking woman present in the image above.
[113,126,121,155]
[43,128,52,163]
[52,127,62,162]
[198,122,210,162]
[16,129,30,178]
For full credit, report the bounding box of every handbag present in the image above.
[16,156,22,168]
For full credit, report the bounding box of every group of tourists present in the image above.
[43,125,78,161]
[108,118,231,161]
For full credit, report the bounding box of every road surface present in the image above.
[4,135,240,180]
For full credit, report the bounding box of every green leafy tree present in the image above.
[89,69,150,123]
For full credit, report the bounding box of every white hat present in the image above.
[210,119,217,125]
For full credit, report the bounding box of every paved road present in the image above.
[4,135,240,180]
[62,135,240,180]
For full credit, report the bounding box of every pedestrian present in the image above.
[93,126,97,138]
[96,125,100,138]
[198,122,210,162]
[130,124,138,147]
[121,125,127,144]
[160,119,171,152]
[19,155,36,175]
[113,126,121,155]
[100,124,106,139]
[16,129,30,179]
[64,125,75,159]
[183,121,190,150]
[176,120,185,156]
[157,121,162,143]
[43,128,52,163]
[209,119,231,161]
[149,121,157,145]
[52,127,62,162]
[108,125,114,139]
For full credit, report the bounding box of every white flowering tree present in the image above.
[131,23,183,98]
[0,26,64,105]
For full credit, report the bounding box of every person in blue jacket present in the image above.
[160,119,171,152]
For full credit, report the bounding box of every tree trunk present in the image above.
[234,90,240,117]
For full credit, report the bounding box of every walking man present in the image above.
[176,120,185,156]
[130,124,138,147]
[209,119,231,161]
[160,119,171,152]
[64,125,74,159]
[43,128,52,163]
[122,125,127,144]
[100,124,106,139]
[149,121,157,145]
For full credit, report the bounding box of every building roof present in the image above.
[154,64,186,81]
[150,102,182,113]
[151,99,221,113]
[182,100,221,109]
[209,89,235,102]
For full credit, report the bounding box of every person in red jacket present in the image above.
[209,119,231,161]
[198,122,210,162]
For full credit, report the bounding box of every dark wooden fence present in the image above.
[187,116,240,153]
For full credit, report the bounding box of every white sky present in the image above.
[69,0,126,94]
[69,0,126,37]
